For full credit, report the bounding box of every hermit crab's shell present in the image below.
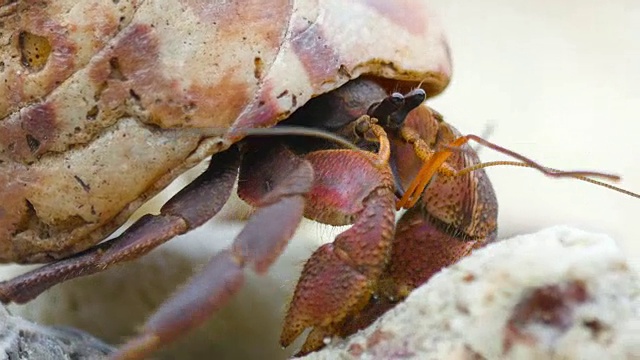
[0,0,451,263]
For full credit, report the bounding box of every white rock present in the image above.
[302,226,640,360]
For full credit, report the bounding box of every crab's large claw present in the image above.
[279,149,396,355]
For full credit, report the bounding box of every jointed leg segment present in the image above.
[0,146,242,304]
[280,146,397,354]
[113,143,315,359]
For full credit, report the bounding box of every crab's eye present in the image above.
[389,93,405,104]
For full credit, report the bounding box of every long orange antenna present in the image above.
[397,134,639,210]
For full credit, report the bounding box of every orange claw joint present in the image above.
[396,136,469,210]
[370,122,391,167]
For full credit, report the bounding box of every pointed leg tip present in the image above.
[280,321,305,349]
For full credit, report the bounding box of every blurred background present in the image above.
[429,0,639,264]
[2,1,639,359]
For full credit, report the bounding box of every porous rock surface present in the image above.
[302,226,640,360]
[0,305,113,360]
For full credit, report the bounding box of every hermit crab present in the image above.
[0,0,636,359]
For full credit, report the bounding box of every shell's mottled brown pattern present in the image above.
[0,0,451,263]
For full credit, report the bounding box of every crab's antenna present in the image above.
[442,135,620,182]
[454,161,640,199]
[471,123,495,154]
[397,134,639,209]
[241,126,360,151]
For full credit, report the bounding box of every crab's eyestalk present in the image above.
[368,89,427,130]
[367,92,404,122]
[388,89,427,129]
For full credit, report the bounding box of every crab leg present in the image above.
[280,149,396,355]
[112,143,315,359]
[0,146,242,304]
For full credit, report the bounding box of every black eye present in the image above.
[389,93,405,105]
